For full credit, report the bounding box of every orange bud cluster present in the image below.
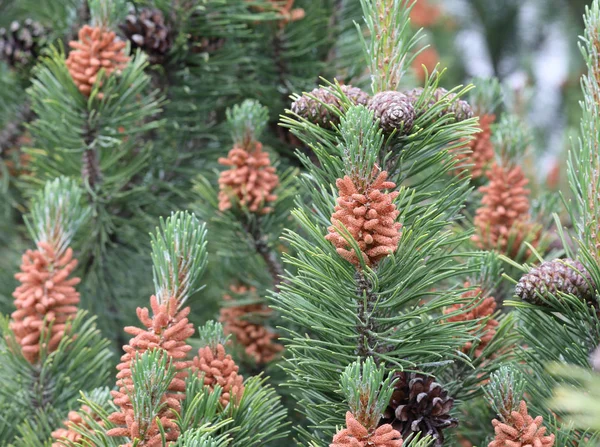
[273,0,305,27]
[330,412,403,447]
[326,170,402,267]
[218,141,279,214]
[219,285,283,364]
[444,283,498,357]
[472,163,538,258]
[411,46,439,83]
[454,114,495,178]
[107,296,194,446]
[410,0,442,28]
[192,343,244,408]
[51,405,102,447]
[10,242,80,363]
[66,25,129,97]
[488,401,555,447]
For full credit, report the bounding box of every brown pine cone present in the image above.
[291,85,370,128]
[369,91,415,134]
[120,9,171,64]
[380,372,457,447]
[0,19,47,67]
[433,88,473,122]
[515,258,595,306]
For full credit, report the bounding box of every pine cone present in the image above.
[380,372,457,447]
[489,401,555,447]
[220,285,283,364]
[433,88,473,122]
[331,412,403,447]
[0,19,47,67]
[120,8,171,64]
[291,85,370,128]
[515,258,595,306]
[10,242,80,363]
[193,343,244,408]
[325,169,402,267]
[66,25,129,97]
[445,282,499,357]
[369,91,415,134]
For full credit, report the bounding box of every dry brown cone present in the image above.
[410,0,442,28]
[218,140,279,214]
[219,285,283,364]
[331,411,404,447]
[472,163,539,258]
[107,295,194,446]
[66,25,129,98]
[192,343,244,408]
[412,46,439,83]
[453,114,495,178]
[489,401,555,447]
[10,242,80,364]
[51,405,103,447]
[444,282,499,357]
[325,169,402,267]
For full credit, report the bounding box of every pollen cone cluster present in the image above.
[66,25,129,97]
[52,405,102,447]
[192,343,244,408]
[325,170,402,267]
[107,295,194,446]
[10,242,80,363]
[488,401,555,447]
[218,141,279,214]
[409,0,441,28]
[219,285,283,364]
[454,114,495,178]
[330,412,403,447]
[472,163,538,258]
[445,283,498,357]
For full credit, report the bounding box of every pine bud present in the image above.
[368,91,416,134]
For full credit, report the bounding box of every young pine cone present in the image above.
[331,412,403,447]
[445,283,499,357]
[380,372,457,447]
[52,405,102,447]
[220,285,283,364]
[193,343,244,408]
[433,88,473,122]
[66,25,129,97]
[120,8,171,64]
[218,141,279,214]
[515,258,595,306]
[368,91,415,134]
[10,242,80,364]
[291,85,370,128]
[489,401,555,447]
[325,170,402,267]
[0,19,47,67]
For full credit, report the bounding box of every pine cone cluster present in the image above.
[120,8,171,64]
[218,141,279,214]
[515,258,595,306]
[472,163,538,258]
[66,25,129,97]
[193,343,244,408]
[0,19,47,67]
[369,91,416,134]
[220,285,283,364]
[489,401,555,447]
[326,169,402,267]
[291,85,370,128]
[453,114,495,178]
[52,405,102,447]
[445,283,499,357]
[107,295,194,445]
[404,87,472,123]
[331,412,404,447]
[380,372,457,447]
[10,242,80,364]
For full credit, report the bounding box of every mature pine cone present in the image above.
[369,91,416,134]
[291,85,370,128]
[0,19,47,67]
[381,372,457,447]
[515,258,595,306]
[433,88,473,122]
[120,8,171,64]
